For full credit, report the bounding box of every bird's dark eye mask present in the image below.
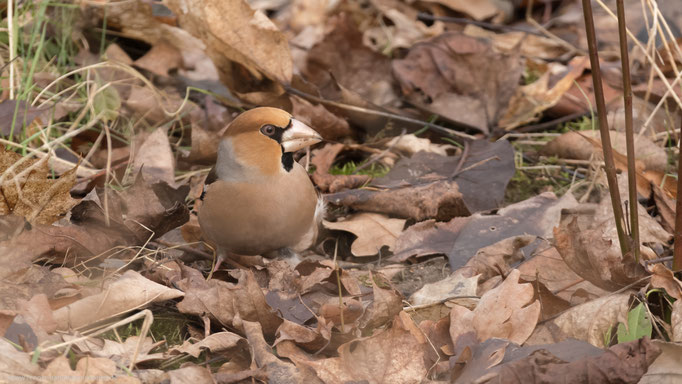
[259,119,291,143]
[260,120,294,172]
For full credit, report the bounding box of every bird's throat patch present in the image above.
[281,150,294,172]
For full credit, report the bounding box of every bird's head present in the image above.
[218,107,322,177]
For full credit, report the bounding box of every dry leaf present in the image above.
[449,269,540,345]
[131,127,176,186]
[53,270,184,330]
[166,0,292,96]
[393,32,521,133]
[526,292,631,348]
[297,312,427,384]
[639,341,682,384]
[323,213,405,257]
[0,147,78,224]
[133,40,184,77]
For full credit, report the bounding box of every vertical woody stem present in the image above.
[581,0,630,255]
[616,0,639,260]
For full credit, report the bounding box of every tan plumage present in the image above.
[198,107,323,266]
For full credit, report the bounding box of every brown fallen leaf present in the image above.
[409,273,479,307]
[69,335,166,367]
[0,147,78,224]
[526,292,631,348]
[392,32,522,134]
[498,57,587,130]
[450,269,540,346]
[653,183,676,233]
[423,0,502,21]
[133,39,184,77]
[131,127,176,186]
[232,269,283,338]
[518,245,608,306]
[639,341,682,384]
[323,213,406,257]
[295,312,427,384]
[170,331,245,358]
[310,143,371,193]
[391,217,469,262]
[459,235,537,283]
[650,264,682,302]
[448,192,578,270]
[304,14,397,109]
[42,355,138,383]
[463,25,569,60]
[166,0,293,98]
[243,320,322,383]
[290,95,352,140]
[53,270,184,331]
[0,338,42,382]
[454,337,660,384]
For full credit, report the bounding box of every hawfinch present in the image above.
[198,107,324,269]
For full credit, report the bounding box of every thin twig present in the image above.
[416,13,545,37]
[581,0,630,256]
[617,0,640,261]
[284,86,478,140]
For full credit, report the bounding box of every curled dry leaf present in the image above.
[463,24,570,60]
[639,341,682,384]
[459,235,537,283]
[393,32,522,134]
[310,144,371,193]
[166,0,293,96]
[42,356,135,383]
[448,192,578,269]
[133,39,184,77]
[0,147,78,224]
[409,273,479,307]
[243,320,322,383]
[304,14,397,109]
[296,312,427,384]
[69,335,165,367]
[0,338,42,382]
[526,292,631,348]
[450,269,541,345]
[454,337,659,384]
[498,57,587,130]
[542,129,668,174]
[518,245,608,306]
[672,301,682,343]
[650,264,682,301]
[53,270,184,331]
[131,127,176,186]
[323,213,405,257]
[392,217,469,262]
[363,7,444,52]
[170,331,245,358]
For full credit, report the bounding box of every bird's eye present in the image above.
[261,125,276,136]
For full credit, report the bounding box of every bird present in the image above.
[198,107,324,271]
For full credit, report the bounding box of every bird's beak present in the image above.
[281,119,322,153]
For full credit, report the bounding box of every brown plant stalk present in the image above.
[674,116,682,270]
[581,0,630,255]
[616,0,640,261]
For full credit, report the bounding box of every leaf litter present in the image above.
[2,0,682,382]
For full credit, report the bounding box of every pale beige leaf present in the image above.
[53,270,184,330]
[324,213,405,257]
[526,292,631,348]
[449,269,540,345]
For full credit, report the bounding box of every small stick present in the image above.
[581,0,630,256]
[284,86,477,140]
